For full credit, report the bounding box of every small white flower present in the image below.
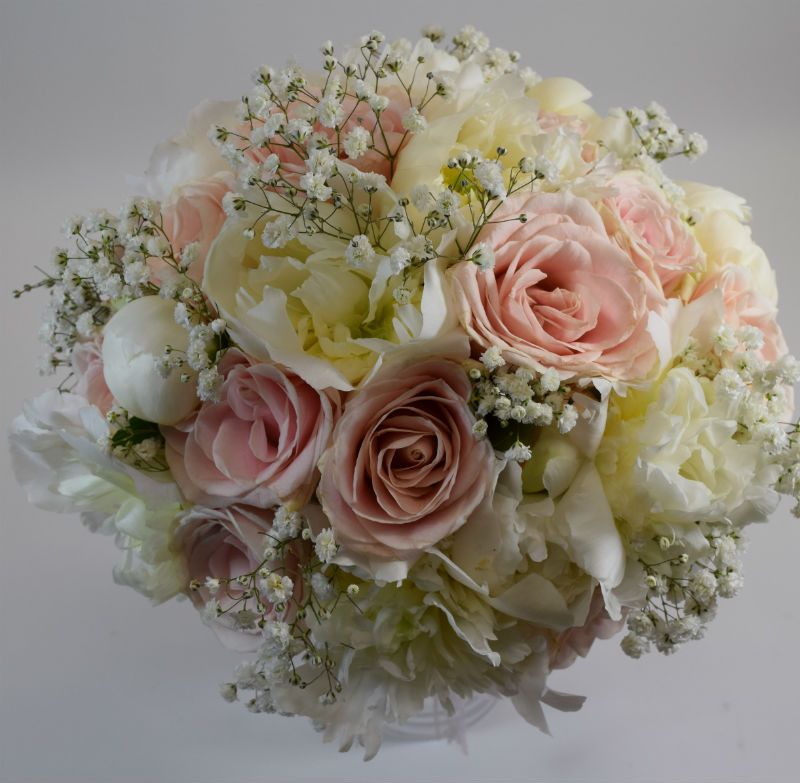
[389,246,411,274]
[343,126,371,159]
[368,94,390,113]
[472,419,488,438]
[299,171,332,202]
[539,367,561,394]
[689,570,718,605]
[310,572,334,601]
[219,682,238,703]
[504,442,532,462]
[401,106,427,133]
[717,570,744,598]
[75,311,96,338]
[261,214,299,248]
[272,506,304,541]
[621,632,650,659]
[474,160,506,199]
[316,95,343,128]
[345,234,376,268]
[558,404,579,434]
[534,155,559,183]
[480,346,505,371]
[263,572,293,604]
[393,286,412,305]
[469,242,495,271]
[314,528,338,563]
[263,620,293,652]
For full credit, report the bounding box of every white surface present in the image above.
[2,1,799,781]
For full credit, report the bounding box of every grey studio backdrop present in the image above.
[1,2,799,782]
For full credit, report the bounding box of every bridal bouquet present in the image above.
[11,26,799,758]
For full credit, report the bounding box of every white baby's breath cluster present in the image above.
[467,354,578,461]
[203,514,362,710]
[17,197,229,408]
[622,526,746,657]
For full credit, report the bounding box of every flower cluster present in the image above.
[10,26,798,759]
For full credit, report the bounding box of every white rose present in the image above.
[102,296,198,424]
[679,180,751,223]
[137,100,237,201]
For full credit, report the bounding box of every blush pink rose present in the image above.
[603,171,704,298]
[164,352,340,509]
[160,172,234,281]
[71,340,114,415]
[245,87,407,184]
[176,504,307,651]
[549,589,626,670]
[317,358,496,564]
[449,192,659,381]
[692,264,787,362]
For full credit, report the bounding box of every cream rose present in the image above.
[692,208,777,306]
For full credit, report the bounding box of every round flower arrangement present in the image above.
[10,25,800,759]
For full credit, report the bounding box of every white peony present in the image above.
[9,390,186,602]
[102,296,199,424]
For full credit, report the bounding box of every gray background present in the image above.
[1,1,799,781]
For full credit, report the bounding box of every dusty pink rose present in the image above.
[176,504,307,651]
[603,171,704,298]
[164,352,339,508]
[692,264,787,362]
[71,340,114,415]
[549,589,626,670]
[449,192,658,381]
[160,172,234,281]
[317,358,496,563]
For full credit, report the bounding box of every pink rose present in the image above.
[160,172,234,281]
[549,588,626,670]
[176,504,306,651]
[692,264,787,362]
[245,87,407,184]
[603,171,704,298]
[317,358,496,564]
[449,192,658,381]
[164,352,339,508]
[71,340,114,415]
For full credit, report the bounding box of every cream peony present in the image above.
[597,366,781,531]
[102,296,199,425]
[202,222,455,391]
